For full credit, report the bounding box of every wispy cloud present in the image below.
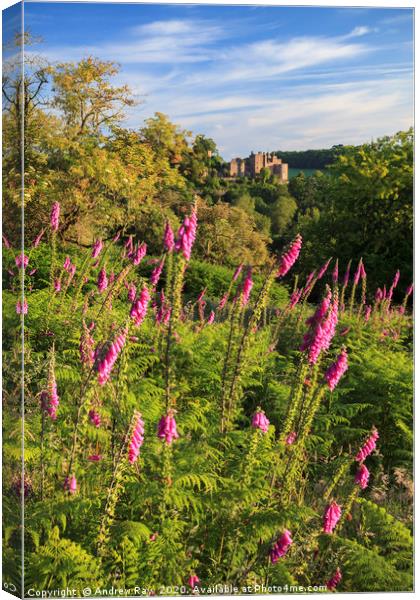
[25,9,413,156]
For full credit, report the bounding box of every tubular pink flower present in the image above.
[325,348,348,391]
[207,310,215,325]
[128,411,145,464]
[323,501,341,534]
[63,256,71,271]
[131,242,147,266]
[175,208,197,261]
[375,288,383,302]
[33,228,45,248]
[130,286,151,327]
[353,260,362,286]
[392,270,400,289]
[128,283,137,303]
[88,410,101,428]
[270,530,293,563]
[326,568,342,591]
[68,475,77,494]
[251,410,270,433]
[16,300,28,315]
[355,428,379,462]
[406,283,413,297]
[95,327,128,385]
[317,258,332,280]
[163,221,175,252]
[50,202,60,232]
[343,260,351,286]
[301,289,339,364]
[218,292,229,310]
[332,259,339,284]
[241,269,253,307]
[15,253,29,269]
[286,432,297,445]
[97,267,108,293]
[125,236,134,256]
[360,261,367,280]
[289,288,303,310]
[197,288,206,302]
[113,231,121,243]
[232,263,243,281]
[303,271,315,295]
[277,234,302,278]
[188,575,200,589]
[47,364,59,420]
[355,463,370,490]
[364,305,372,322]
[157,410,179,445]
[150,259,165,287]
[54,279,61,292]
[91,239,103,259]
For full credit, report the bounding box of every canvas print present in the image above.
[2,1,414,597]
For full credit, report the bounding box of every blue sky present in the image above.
[5,2,415,158]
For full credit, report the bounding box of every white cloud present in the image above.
[345,25,375,38]
[124,74,412,157]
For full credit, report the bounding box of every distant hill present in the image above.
[275,145,351,170]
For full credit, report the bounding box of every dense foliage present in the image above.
[2,33,413,597]
[2,207,413,595]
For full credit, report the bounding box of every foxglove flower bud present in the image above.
[33,228,45,248]
[332,259,339,284]
[232,263,243,281]
[175,208,197,261]
[286,432,297,445]
[128,283,137,303]
[150,259,164,287]
[130,286,150,327]
[277,234,302,278]
[241,269,253,307]
[50,202,60,232]
[157,410,179,445]
[128,411,145,464]
[163,221,175,252]
[91,239,103,259]
[317,258,332,280]
[251,410,270,433]
[95,327,128,385]
[132,242,147,266]
[354,463,370,490]
[188,575,200,589]
[326,568,342,591]
[325,348,348,391]
[15,253,29,270]
[270,530,293,563]
[88,410,101,428]
[355,428,379,462]
[323,501,341,534]
[97,267,108,293]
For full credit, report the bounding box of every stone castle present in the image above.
[229,151,288,182]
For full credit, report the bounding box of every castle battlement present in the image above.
[229,151,288,182]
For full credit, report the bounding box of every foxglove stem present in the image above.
[224,263,277,430]
[349,258,362,314]
[340,259,352,310]
[97,426,133,556]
